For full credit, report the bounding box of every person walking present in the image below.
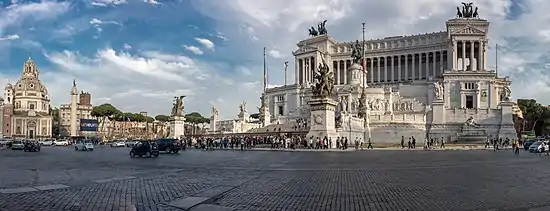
[367,138,373,149]
[514,140,520,155]
[401,136,405,149]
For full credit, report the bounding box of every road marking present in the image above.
[0,187,38,194]
[168,196,209,210]
[34,184,70,191]
[190,204,235,211]
[94,176,137,183]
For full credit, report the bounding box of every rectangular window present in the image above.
[466,95,474,109]
[29,104,35,110]
[278,106,283,116]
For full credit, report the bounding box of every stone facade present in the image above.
[264,11,517,143]
[208,103,261,134]
[2,58,53,139]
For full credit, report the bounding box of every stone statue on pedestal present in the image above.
[501,84,512,101]
[312,56,334,98]
[433,82,444,100]
[171,96,185,117]
[350,40,363,64]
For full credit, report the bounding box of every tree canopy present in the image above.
[517,99,550,136]
[154,115,170,122]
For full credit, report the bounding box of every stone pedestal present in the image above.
[428,100,445,138]
[347,63,363,85]
[498,101,517,140]
[169,116,186,139]
[306,97,338,144]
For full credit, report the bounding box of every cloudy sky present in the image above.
[0,0,547,119]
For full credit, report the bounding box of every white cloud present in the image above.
[90,0,126,7]
[190,0,550,105]
[0,0,69,36]
[183,45,203,55]
[0,34,19,41]
[123,43,132,49]
[89,18,121,26]
[195,38,215,50]
[25,48,262,118]
[144,0,160,4]
[216,32,228,41]
[267,49,282,58]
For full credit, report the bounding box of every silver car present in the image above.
[11,140,24,150]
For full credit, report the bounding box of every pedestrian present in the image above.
[408,138,412,149]
[412,136,416,149]
[514,140,520,155]
[367,138,373,149]
[401,136,405,148]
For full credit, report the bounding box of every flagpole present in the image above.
[263,47,267,91]
[495,43,498,77]
[362,22,366,87]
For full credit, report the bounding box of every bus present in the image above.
[521,131,536,139]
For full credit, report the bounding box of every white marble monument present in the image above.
[169,96,186,139]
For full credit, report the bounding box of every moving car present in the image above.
[529,141,547,153]
[75,140,94,151]
[110,141,126,147]
[54,139,69,146]
[24,141,41,152]
[11,140,24,150]
[39,140,53,146]
[129,141,159,158]
[156,138,183,153]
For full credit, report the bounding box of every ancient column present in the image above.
[412,54,416,79]
[462,41,466,71]
[470,41,475,71]
[452,40,457,70]
[70,81,78,137]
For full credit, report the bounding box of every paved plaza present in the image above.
[0,146,548,211]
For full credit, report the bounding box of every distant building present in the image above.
[2,57,53,139]
[59,91,95,137]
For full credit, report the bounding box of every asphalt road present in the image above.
[0,146,549,211]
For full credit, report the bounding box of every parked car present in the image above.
[11,140,24,150]
[74,140,94,151]
[54,140,69,146]
[129,141,159,158]
[39,140,53,146]
[110,141,126,147]
[156,138,183,153]
[24,141,41,152]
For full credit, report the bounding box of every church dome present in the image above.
[11,57,50,113]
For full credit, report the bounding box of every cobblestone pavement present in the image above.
[0,146,549,211]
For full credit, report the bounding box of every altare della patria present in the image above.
[204,3,519,146]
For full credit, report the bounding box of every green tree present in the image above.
[50,107,60,137]
[146,116,155,123]
[517,99,550,135]
[185,112,209,135]
[91,103,120,136]
[154,114,170,122]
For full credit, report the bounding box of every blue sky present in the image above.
[0,0,548,120]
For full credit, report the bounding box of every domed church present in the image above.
[2,57,53,139]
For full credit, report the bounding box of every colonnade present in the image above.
[451,40,486,71]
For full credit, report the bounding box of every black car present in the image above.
[129,141,159,158]
[156,138,183,153]
[23,141,41,152]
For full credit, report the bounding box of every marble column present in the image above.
[370,58,374,83]
[384,57,388,82]
[476,90,481,109]
[398,55,402,81]
[424,53,429,80]
[477,41,482,71]
[412,54,416,79]
[70,84,78,137]
[439,51,443,75]
[391,56,395,82]
[405,55,409,80]
[452,40,457,70]
[462,41,466,71]
[295,58,299,85]
[336,60,340,85]
[470,41,475,71]
[482,40,487,71]
[344,60,348,84]
[432,52,436,79]
[377,57,381,82]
